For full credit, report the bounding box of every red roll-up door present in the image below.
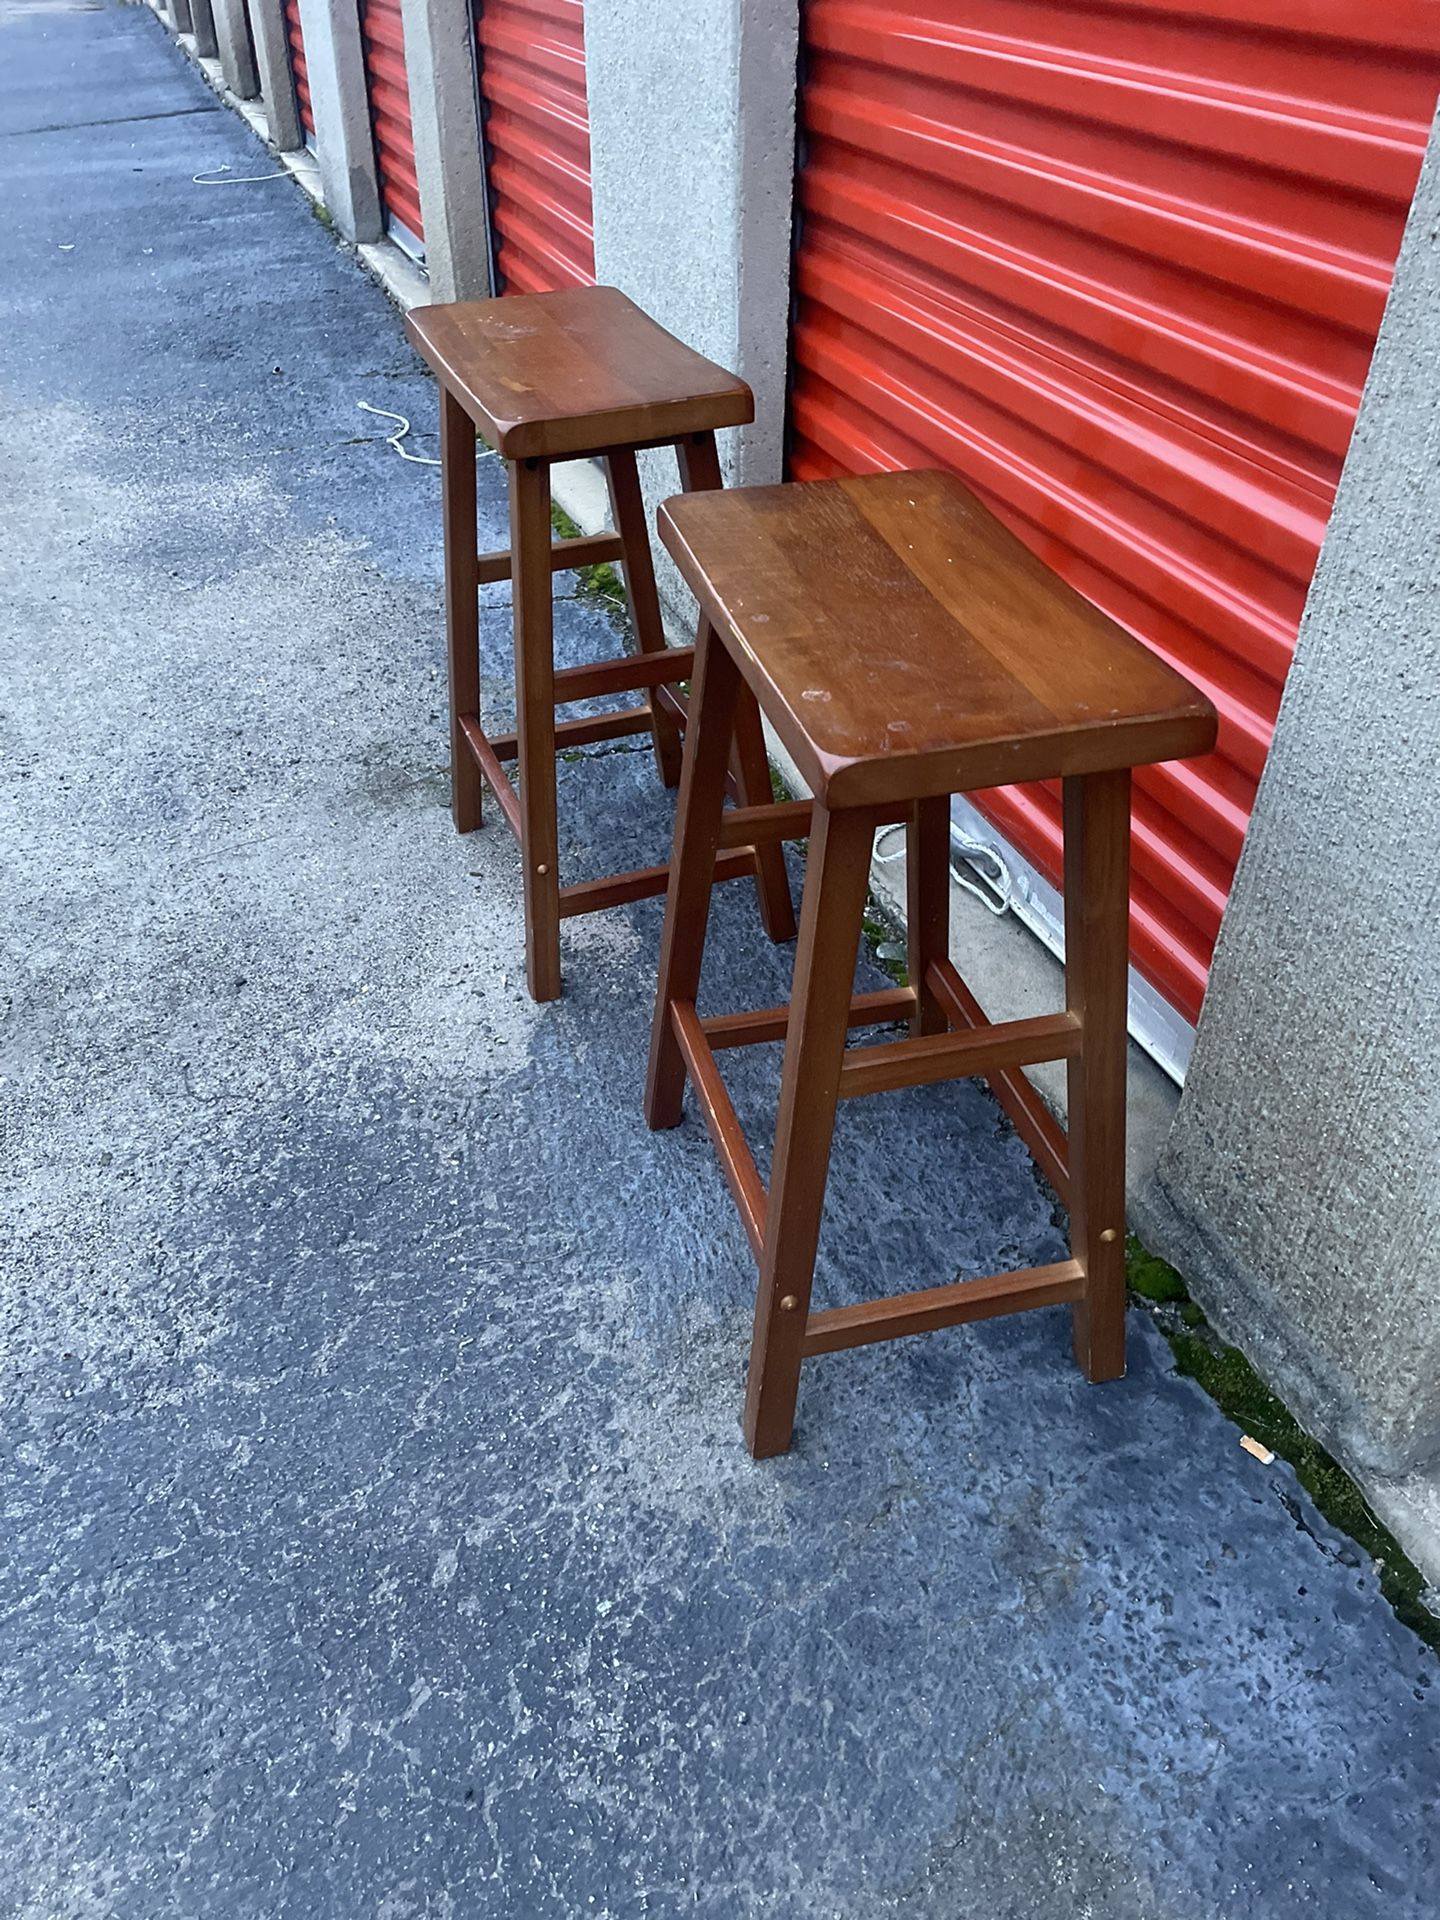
[788,0,1440,1026]
[283,0,314,141]
[360,0,425,252]
[475,0,595,293]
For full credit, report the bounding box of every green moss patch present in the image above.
[861,901,909,990]
[1127,1237,1439,1656]
[550,501,627,617]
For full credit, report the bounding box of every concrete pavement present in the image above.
[1,5,1436,1915]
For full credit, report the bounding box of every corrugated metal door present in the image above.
[474,0,595,293]
[788,0,1440,1025]
[360,0,425,254]
[283,0,314,143]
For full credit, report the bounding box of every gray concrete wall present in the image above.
[583,0,799,616]
[399,0,491,301]
[294,0,382,242]
[210,0,259,98]
[247,0,302,151]
[1140,112,1440,1510]
[189,0,218,60]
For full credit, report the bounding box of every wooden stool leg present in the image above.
[676,432,797,946]
[744,805,877,1458]
[605,449,684,789]
[906,796,950,1036]
[441,388,482,833]
[1063,768,1131,1381]
[728,686,799,944]
[511,457,563,1003]
[645,620,742,1129]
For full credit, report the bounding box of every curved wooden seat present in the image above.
[405,286,753,462]
[658,470,1215,807]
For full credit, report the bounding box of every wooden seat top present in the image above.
[659,470,1217,808]
[404,287,753,462]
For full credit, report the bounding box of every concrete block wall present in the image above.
[293,0,383,242]
[211,0,259,97]
[188,0,218,61]
[398,0,491,301]
[247,0,301,152]
[1138,106,1440,1581]
[583,0,799,626]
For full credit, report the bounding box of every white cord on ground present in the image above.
[873,820,1013,917]
[356,400,446,467]
[192,164,287,184]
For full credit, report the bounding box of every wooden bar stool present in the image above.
[404,286,795,1002]
[644,470,1218,1458]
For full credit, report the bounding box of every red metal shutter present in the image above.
[283,0,314,140]
[788,0,1440,1025]
[360,0,425,250]
[475,0,595,293]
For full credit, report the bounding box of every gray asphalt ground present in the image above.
[2,5,1437,1916]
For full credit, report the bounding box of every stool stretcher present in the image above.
[803,1261,1085,1357]
[475,530,626,585]
[926,958,1071,1205]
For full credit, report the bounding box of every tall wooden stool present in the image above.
[404,286,795,1002]
[645,470,1217,1457]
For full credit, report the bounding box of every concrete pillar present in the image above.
[211,0,260,98]
[585,0,798,491]
[399,0,491,300]
[582,0,799,619]
[190,0,219,60]
[294,0,383,242]
[169,0,195,35]
[1140,110,1440,1564]
[248,0,303,152]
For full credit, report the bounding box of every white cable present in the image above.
[356,400,445,467]
[872,820,1012,917]
[192,165,287,184]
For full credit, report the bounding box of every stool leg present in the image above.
[440,388,482,833]
[645,619,742,1129]
[605,449,684,789]
[1062,768,1131,1382]
[511,457,563,1003]
[728,682,799,944]
[906,796,950,1036]
[744,805,876,1459]
[676,432,797,946]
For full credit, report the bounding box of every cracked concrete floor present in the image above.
[1,5,1437,1916]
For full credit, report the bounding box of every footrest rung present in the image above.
[838,1010,1081,1100]
[716,799,813,850]
[802,1260,1085,1357]
[655,683,688,729]
[551,646,695,706]
[557,848,754,920]
[476,531,626,585]
[488,705,655,761]
[702,986,915,1052]
[459,716,522,836]
[925,958,1071,1202]
[670,1000,768,1258]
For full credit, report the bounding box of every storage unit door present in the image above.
[788,0,1440,1026]
[283,0,315,141]
[360,0,424,252]
[475,0,595,293]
